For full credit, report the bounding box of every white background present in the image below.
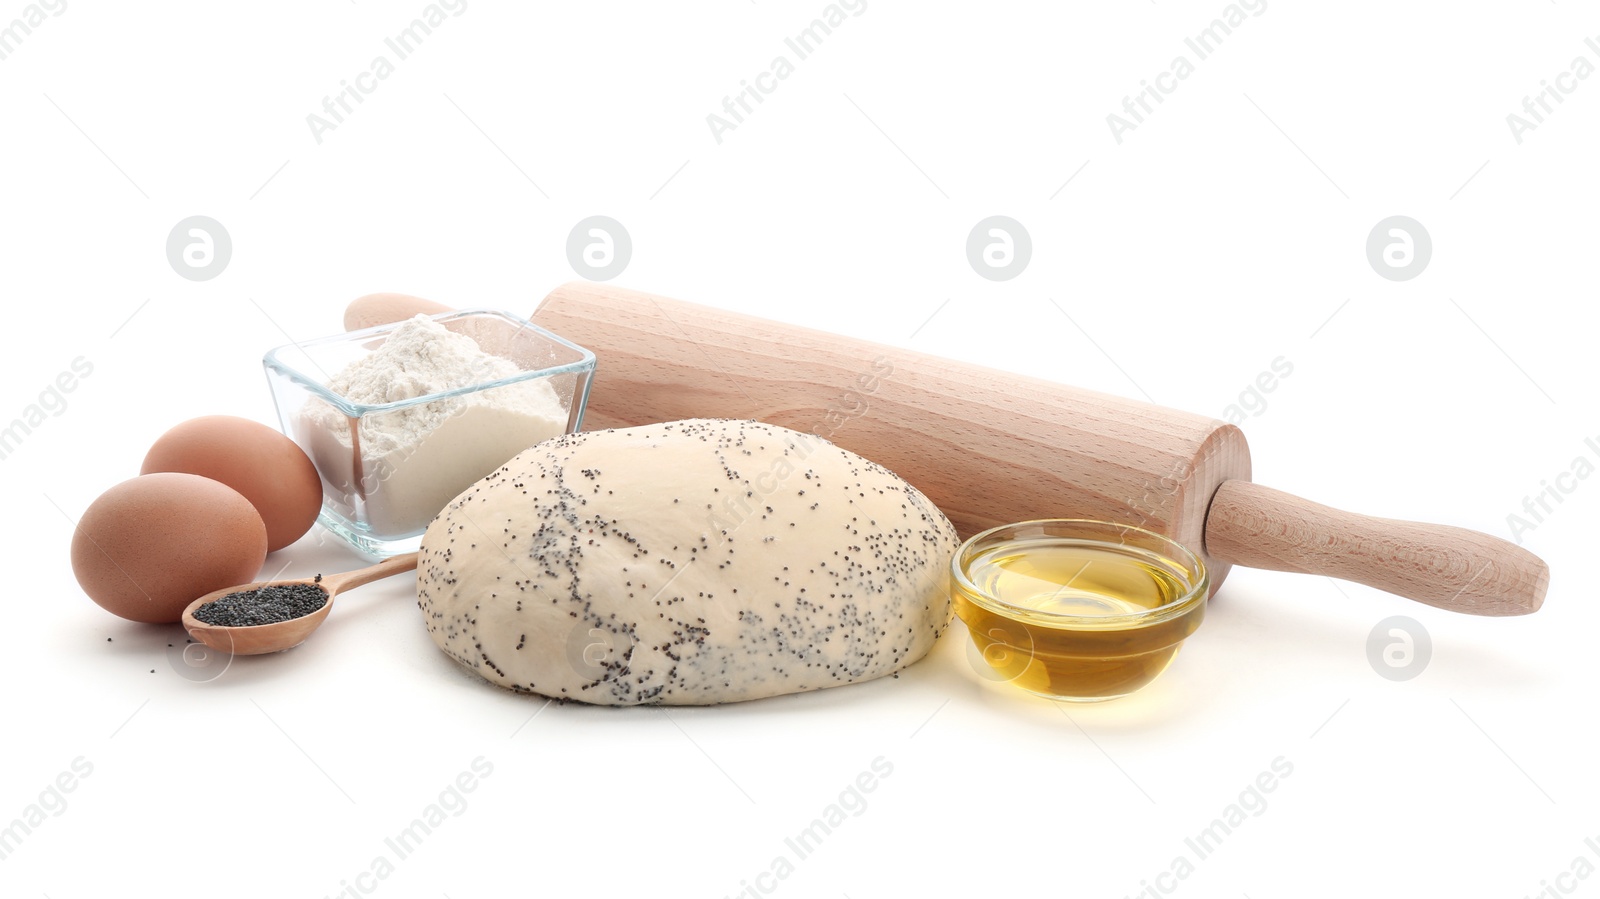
[1,2,1594,897]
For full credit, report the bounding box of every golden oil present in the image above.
[952,522,1207,701]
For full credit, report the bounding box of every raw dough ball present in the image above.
[418,419,957,705]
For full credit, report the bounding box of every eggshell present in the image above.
[142,415,322,552]
[72,473,268,624]
[344,292,451,332]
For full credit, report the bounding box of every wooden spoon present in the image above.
[181,552,419,655]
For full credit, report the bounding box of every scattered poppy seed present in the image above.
[193,583,329,627]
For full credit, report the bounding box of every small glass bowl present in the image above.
[263,309,595,559]
[952,519,1208,702]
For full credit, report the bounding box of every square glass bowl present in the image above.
[263,309,595,558]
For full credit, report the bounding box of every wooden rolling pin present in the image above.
[346,286,1549,616]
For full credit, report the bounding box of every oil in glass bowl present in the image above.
[952,520,1208,701]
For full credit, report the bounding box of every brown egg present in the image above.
[142,415,322,552]
[72,473,268,624]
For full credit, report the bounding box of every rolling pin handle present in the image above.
[1203,480,1548,616]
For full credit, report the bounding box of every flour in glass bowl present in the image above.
[302,315,569,535]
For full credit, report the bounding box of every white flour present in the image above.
[303,315,569,535]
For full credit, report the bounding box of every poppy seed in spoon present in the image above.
[193,583,329,627]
